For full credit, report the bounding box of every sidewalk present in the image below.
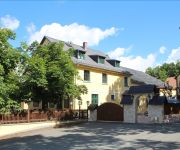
[0,121,56,139]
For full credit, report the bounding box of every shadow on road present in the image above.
[0,122,180,150]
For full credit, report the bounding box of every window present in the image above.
[92,94,98,104]
[124,77,128,87]
[115,61,120,67]
[33,102,39,107]
[84,70,90,81]
[98,56,105,64]
[78,51,85,59]
[111,95,115,101]
[75,51,85,60]
[102,73,107,83]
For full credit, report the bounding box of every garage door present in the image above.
[97,102,123,121]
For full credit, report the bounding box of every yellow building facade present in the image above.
[73,65,130,110]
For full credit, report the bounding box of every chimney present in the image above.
[83,42,88,50]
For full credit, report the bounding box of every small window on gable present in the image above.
[98,56,105,64]
[124,77,128,87]
[111,95,115,101]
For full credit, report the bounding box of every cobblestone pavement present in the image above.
[0,122,180,150]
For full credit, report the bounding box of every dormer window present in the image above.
[115,61,120,67]
[98,56,105,64]
[90,55,105,64]
[107,59,120,67]
[75,50,85,60]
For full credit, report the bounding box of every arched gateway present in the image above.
[97,102,123,121]
[121,84,167,123]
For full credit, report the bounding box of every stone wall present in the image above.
[148,105,164,123]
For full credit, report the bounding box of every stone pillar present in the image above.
[124,104,136,123]
[148,105,164,123]
[88,110,97,121]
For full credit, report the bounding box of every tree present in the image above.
[23,41,87,109]
[146,61,180,81]
[0,28,22,113]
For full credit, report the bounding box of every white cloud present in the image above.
[159,46,166,54]
[0,15,20,30]
[167,47,180,62]
[108,47,127,58]
[26,23,36,34]
[28,22,118,45]
[108,47,156,72]
[120,54,156,72]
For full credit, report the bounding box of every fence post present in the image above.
[17,112,19,123]
[27,109,30,123]
[2,114,3,124]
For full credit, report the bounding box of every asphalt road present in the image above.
[0,122,180,150]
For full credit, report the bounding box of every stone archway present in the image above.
[122,85,166,123]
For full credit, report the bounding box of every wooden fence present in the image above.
[0,109,88,124]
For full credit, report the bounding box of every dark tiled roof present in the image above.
[149,96,167,105]
[127,85,156,94]
[120,67,164,87]
[41,36,165,86]
[120,95,133,105]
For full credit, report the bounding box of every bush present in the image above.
[59,109,74,121]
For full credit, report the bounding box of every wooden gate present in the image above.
[97,102,123,121]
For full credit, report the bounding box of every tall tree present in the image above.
[0,28,22,113]
[23,41,87,109]
[146,61,180,81]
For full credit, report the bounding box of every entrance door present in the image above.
[97,102,123,121]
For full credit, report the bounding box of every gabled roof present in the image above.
[120,67,164,87]
[40,36,165,86]
[41,36,130,75]
[127,85,157,94]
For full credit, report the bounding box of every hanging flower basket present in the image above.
[88,104,98,111]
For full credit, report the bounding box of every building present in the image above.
[37,36,165,111]
[165,77,177,97]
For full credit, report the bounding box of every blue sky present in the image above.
[0,0,180,71]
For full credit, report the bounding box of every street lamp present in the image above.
[86,100,90,119]
[78,100,82,119]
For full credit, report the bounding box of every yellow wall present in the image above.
[21,101,42,110]
[73,65,130,109]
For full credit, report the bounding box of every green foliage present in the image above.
[0,28,87,112]
[0,28,22,113]
[146,61,180,81]
[22,41,87,107]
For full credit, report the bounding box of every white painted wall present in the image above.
[88,110,97,121]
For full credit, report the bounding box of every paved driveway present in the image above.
[0,122,180,150]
